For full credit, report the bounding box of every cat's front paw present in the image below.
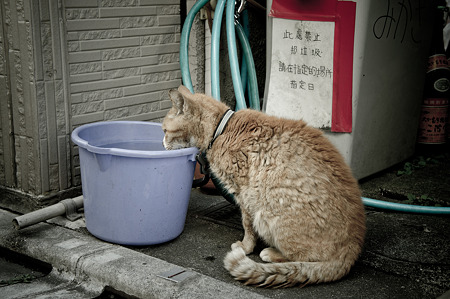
[231,241,244,251]
[231,241,253,255]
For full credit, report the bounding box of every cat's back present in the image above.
[221,109,360,197]
[228,109,343,164]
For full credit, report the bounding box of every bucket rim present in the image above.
[71,121,198,159]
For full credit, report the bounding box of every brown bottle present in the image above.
[417,2,449,153]
[446,20,450,141]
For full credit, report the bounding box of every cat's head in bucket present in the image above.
[162,85,230,152]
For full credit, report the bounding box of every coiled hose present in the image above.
[179,1,450,215]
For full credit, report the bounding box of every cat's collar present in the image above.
[208,109,235,150]
[195,109,234,180]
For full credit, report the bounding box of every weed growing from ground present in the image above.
[397,156,442,176]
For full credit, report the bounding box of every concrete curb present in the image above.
[0,209,265,299]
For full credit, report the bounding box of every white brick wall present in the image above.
[65,0,182,186]
[66,0,181,129]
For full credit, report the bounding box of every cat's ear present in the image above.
[169,85,196,115]
[168,85,196,116]
[168,88,186,115]
[177,85,197,113]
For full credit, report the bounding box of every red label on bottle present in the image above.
[427,54,449,72]
[422,98,449,106]
[417,104,449,144]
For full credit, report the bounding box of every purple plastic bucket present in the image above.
[71,121,198,245]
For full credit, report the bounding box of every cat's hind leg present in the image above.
[260,247,290,263]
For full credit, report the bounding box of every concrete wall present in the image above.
[0,0,42,197]
[0,0,185,204]
[186,0,205,94]
[0,2,13,190]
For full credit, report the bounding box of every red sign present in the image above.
[270,0,356,132]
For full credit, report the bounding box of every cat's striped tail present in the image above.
[223,244,357,288]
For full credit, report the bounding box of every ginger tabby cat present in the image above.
[162,85,366,288]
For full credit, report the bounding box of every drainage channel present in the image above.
[196,201,243,230]
[0,247,51,285]
[0,247,136,299]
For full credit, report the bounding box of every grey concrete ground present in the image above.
[0,151,449,298]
